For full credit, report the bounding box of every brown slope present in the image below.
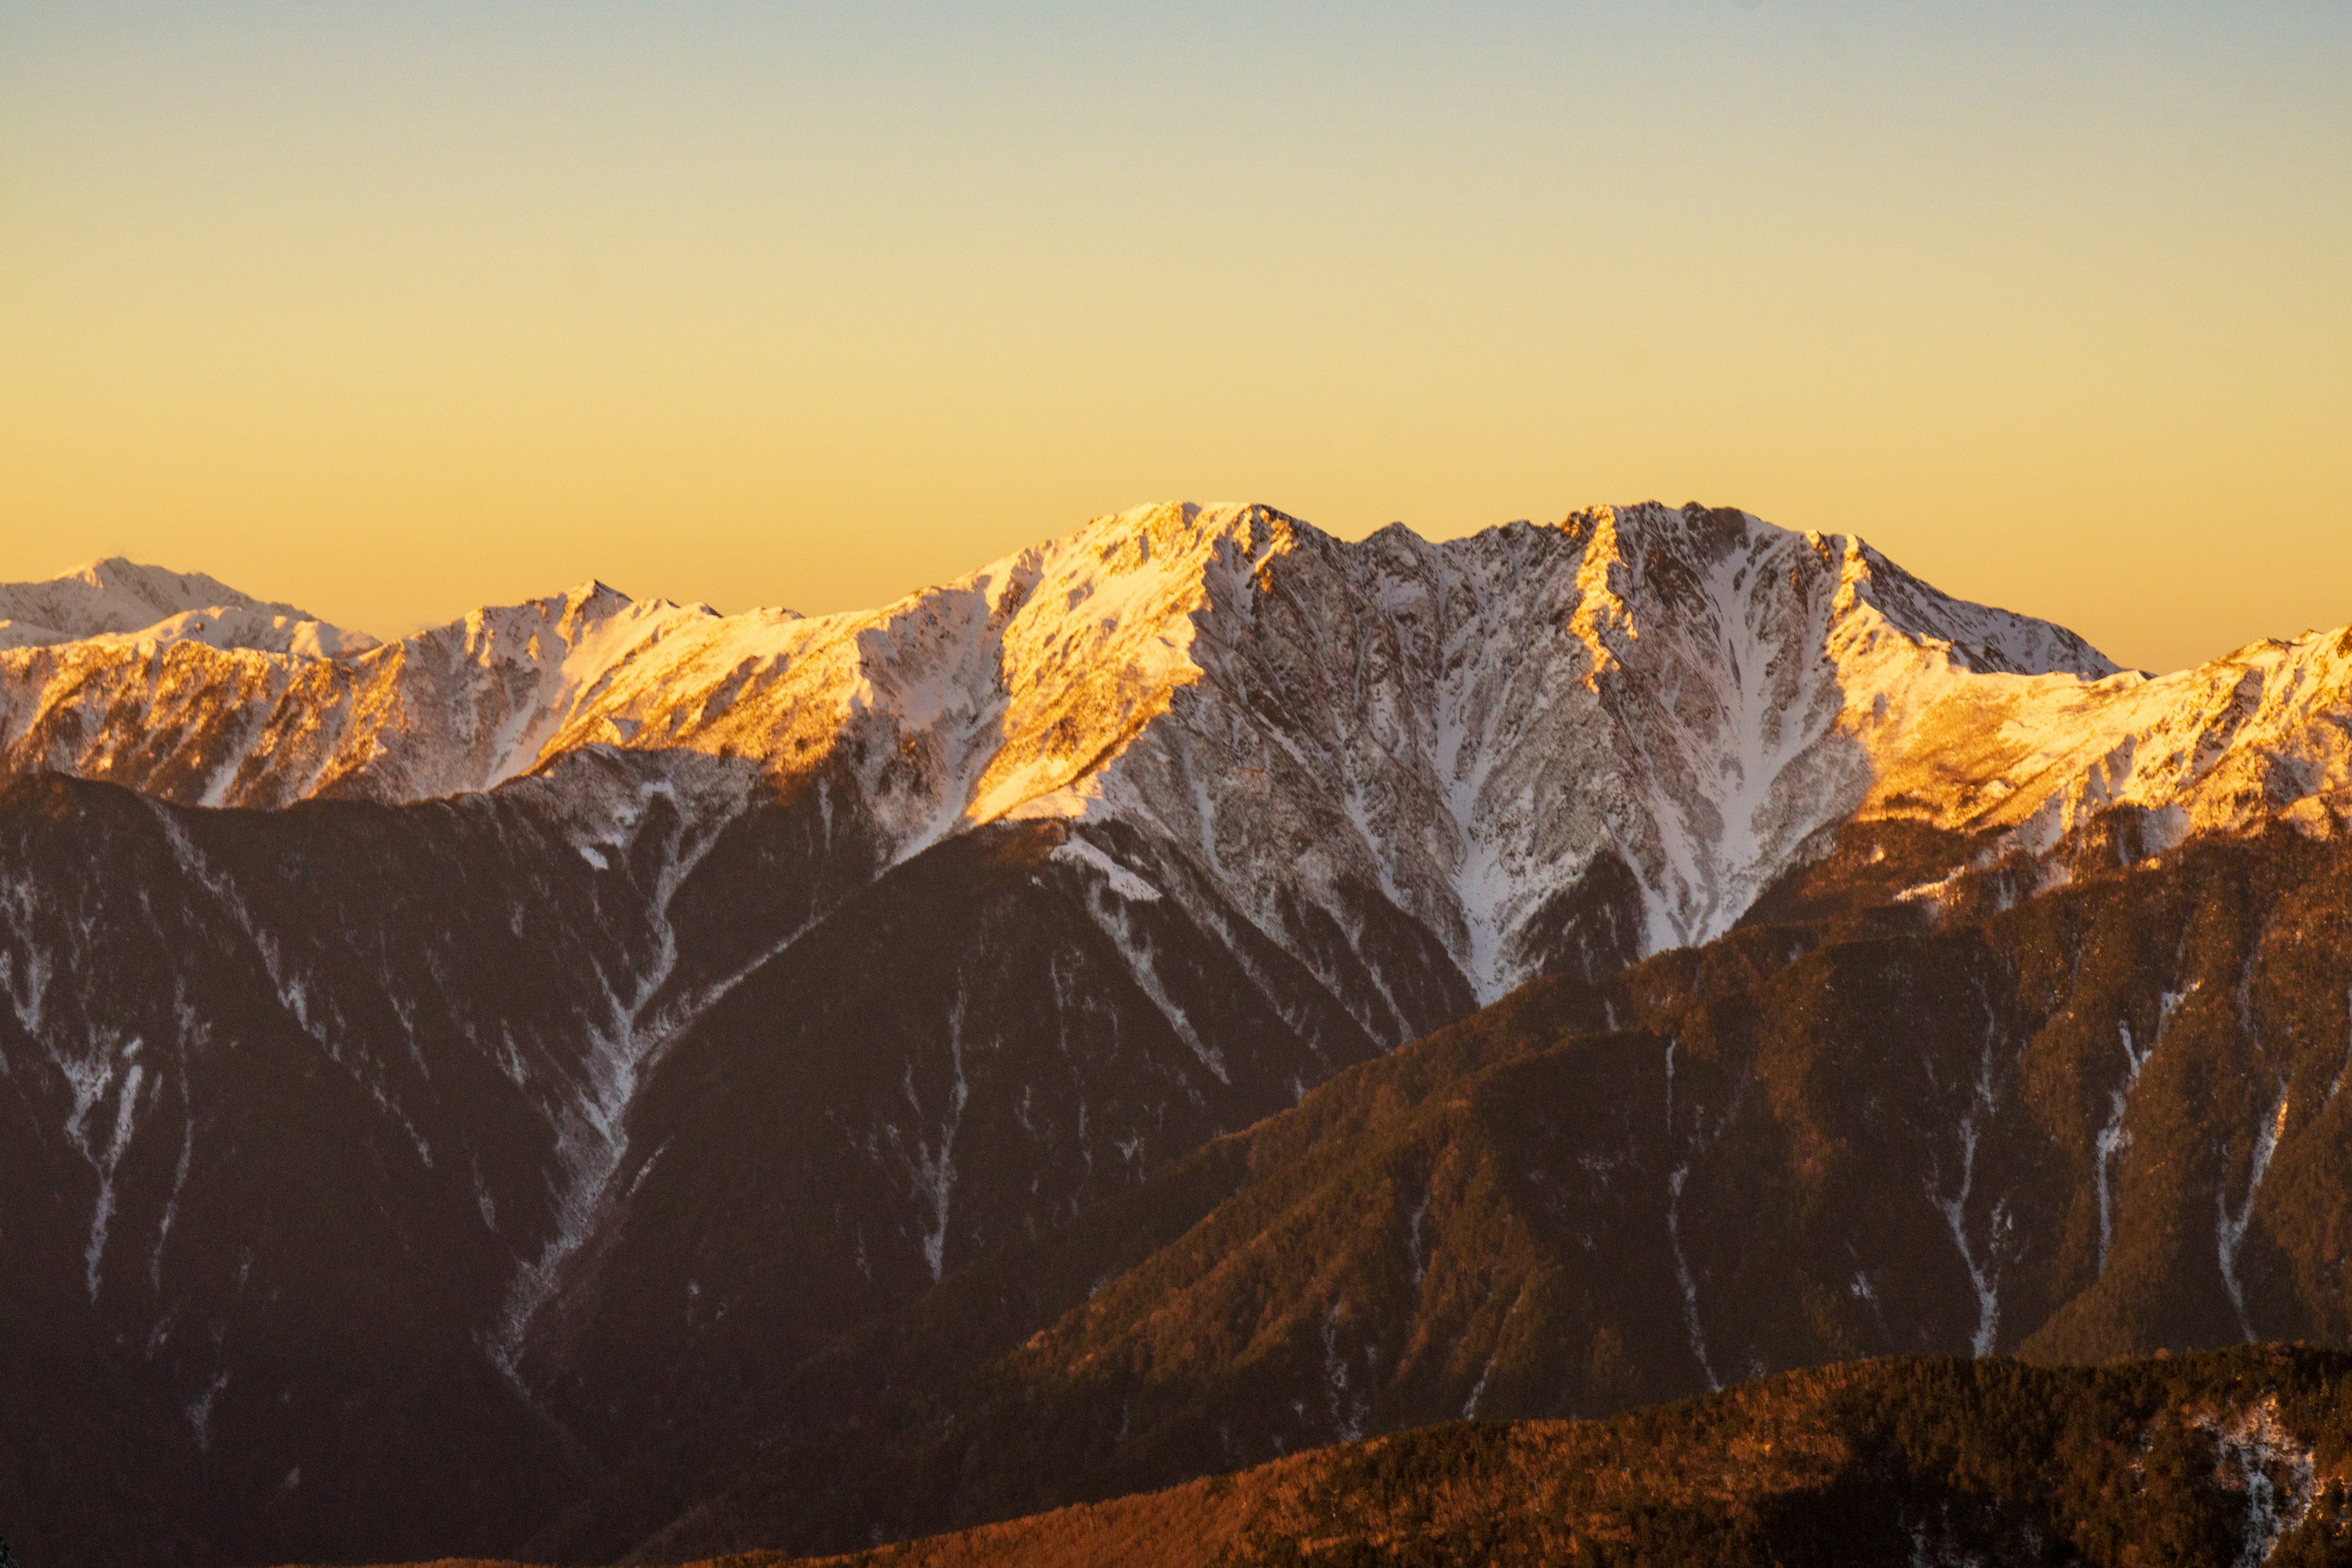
[524,918,1632,1559]
[314,1347,2352,1567]
[0,746,1515,1566]
[516,813,1463,1555]
[0,771,628,1566]
[773,1346,2352,1568]
[637,816,2352,1559]
[0,747,910,1567]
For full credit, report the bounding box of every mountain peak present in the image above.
[564,578,631,606]
[1069,499,1307,561]
[1,502,2321,951]
[0,556,377,656]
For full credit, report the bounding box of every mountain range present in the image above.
[2,501,2348,1566]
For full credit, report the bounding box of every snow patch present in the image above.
[2218,1091,2289,1342]
[1666,1163,1719,1390]
[494,771,755,1368]
[1051,835,1163,902]
[902,989,973,1284]
[186,1371,229,1452]
[2095,1014,2164,1277]
[1321,1301,1370,1441]
[1072,877,1227,1085]
[54,1034,149,1302]
[1928,1012,2008,1358]
[2195,1396,2316,1567]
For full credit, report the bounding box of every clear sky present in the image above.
[4,2,2346,671]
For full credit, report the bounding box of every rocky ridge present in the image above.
[13,502,2348,1008]
[4,502,2351,1567]
[1,502,2174,1001]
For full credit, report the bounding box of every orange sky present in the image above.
[4,4,2347,672]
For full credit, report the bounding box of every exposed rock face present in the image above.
[2,502,2133,998]
[0,501,2348,1566]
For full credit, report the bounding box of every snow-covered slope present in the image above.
[1048,503,2117,1002]
[0,556,375,656]
[7,501,2343,1004]
[1866,624,2352,880]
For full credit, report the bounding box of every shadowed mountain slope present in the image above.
[636,821,2352,1559]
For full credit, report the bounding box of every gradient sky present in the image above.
[4,2,2346,671]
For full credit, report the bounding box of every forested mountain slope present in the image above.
[638,824,2352,1559]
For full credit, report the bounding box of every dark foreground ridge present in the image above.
[270,1346,2352,1567]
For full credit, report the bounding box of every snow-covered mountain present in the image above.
[5,501,2350,1567]
[1868,623,2352,885]
[0,556,377,658]
[15,500,2342,1000]
[0,502,2178,997]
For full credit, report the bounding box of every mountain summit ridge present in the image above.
[0,555,379,658]
[5,500,2345,987]
[2,500,2110,802]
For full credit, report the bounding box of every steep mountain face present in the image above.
[0,755,1390,1565]
[2,503,2124,1002]
[2,501,2349,1566]
[0,757,746,1566]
